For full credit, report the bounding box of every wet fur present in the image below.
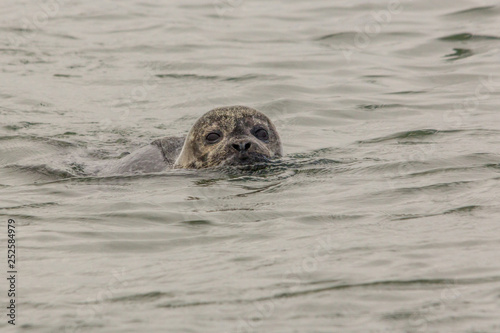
[174,106,282,169]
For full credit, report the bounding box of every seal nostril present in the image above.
[232,143,241,151]
[244,142,251,151]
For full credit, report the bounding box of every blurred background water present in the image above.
[1,0,500,332]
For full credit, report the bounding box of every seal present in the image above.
[101,106,282,174]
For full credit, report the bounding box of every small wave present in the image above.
[438,32,500,42]
[389,205,482,221]
[358,129,448,144]
[386,90,427,95]
[444,48,474,61]
[0,48,36,56]
[404,158,500,178]
[155,73,219,80]
[107,291,169,303]
[158,301,215,309]
[155,73,280,82]
[0,135,76,147]
[357,103,403,111]
[214,157,344,180]
[53,74,82,78]
[394,179,475,193]
[443,205,481,214]
[182,219,213,225]
[315,31,358,42]
[0,202,58,210]
[107,24,164,34]
[443,6,500,17]
[224,74,266,82]
[156,276,500,309]
[2,122,42,131]
[5,164,76,179]
[357,128,500,144]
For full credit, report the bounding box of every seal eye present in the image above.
[254,128,269,141]
[206,132,221,143]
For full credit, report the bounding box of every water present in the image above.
[1,0,500,332]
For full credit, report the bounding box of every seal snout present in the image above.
[225,137,270,165]
[231,141,252,153]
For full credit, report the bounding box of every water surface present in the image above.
[1,0,500,332]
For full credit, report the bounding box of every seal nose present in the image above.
[231,141,251,152]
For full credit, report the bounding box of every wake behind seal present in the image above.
[101,106,282,174]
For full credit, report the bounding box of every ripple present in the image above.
[108,291,169,303]
[438,33,500,42]
[443,205,481,214]
[358,129,445,144]
[0,202,58,210]
[357,104,404,111]
[389,205,482,221]
[359,129,500,145]
[53,74,82,78]
[156,276,500,309]
[155,73,219,80]
[155,73,285,82]
[5,164,76,179]
[314,31,358,42]
[0,135,76,147]
[392,180,475,194]
[443,6,500,17]
[444,48,474,61]
[405,163,500,178]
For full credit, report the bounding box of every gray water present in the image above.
[1,0,500,332]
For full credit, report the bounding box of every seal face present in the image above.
[174,106,282,169]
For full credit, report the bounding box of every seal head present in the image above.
[174,106,282,169]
